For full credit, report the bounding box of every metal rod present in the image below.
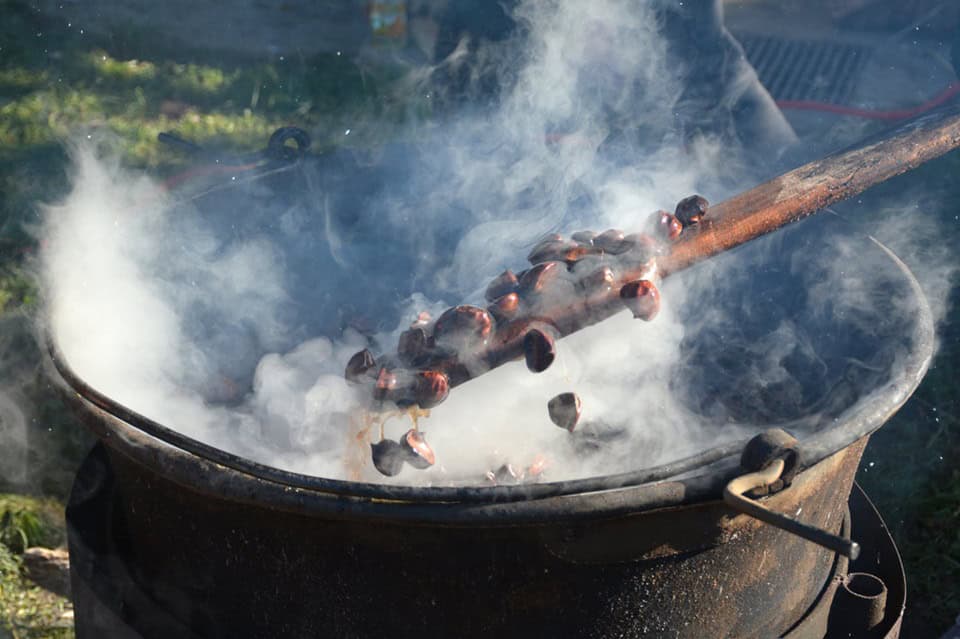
[723,459,861,559]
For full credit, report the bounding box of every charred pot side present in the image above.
[347,194,709,475]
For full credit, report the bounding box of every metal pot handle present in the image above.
[723,429,860,559]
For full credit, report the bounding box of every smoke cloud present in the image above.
[0,377,29,487]
[39,0,945,485]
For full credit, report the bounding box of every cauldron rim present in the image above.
[44,223,935,521]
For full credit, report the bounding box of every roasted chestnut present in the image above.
[578,266,616,294]
[373,367,398,400]
[526,234,565,264]
[397,327,429,365]
[414,370,450,409]
[523,328,556,373]
[530,240,593,267]
[520,262,565,296]
[488,292,520,322]
[399,429,436,469]
[432,305,494,351]
[559,244,592,265]
[485,269,520,302]
[654,211,682,240]
[371,439,405,476]
[619,279,661,321]
[345,348,376,383]
[675,194,709,226]
[593,228,628,253]
[548,392,582,432]
[570,230,596,245]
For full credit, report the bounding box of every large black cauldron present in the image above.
[49,172,932,637]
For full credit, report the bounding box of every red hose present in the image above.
[161,161,262,191]
[777,82,960,121]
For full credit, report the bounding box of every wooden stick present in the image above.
[660,103,960,276]
[358,104,960,406]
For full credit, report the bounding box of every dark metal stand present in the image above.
[783,483,905,639]
[66,444,906,639]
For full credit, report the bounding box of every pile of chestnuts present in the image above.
[346,194,710,476]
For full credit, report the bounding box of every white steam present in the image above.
[0,387,29,486]
[40,0,940,485]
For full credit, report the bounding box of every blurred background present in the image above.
[0,0,959,636]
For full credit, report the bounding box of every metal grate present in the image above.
[736,34,874,104]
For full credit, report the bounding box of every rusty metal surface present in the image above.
[779,483,906,639]
[724,456,859,559]
[65,438,865,639]
[830,485,907,639]
[781,509,851,639]
[832,572,889,636]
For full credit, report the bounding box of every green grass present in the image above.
[0,545,73,639]
[0,0,415,241]
[0,496,65,555]
[0,498,71,639]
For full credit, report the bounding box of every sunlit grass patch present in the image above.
[88,51,157,82]
[0,495,65,554]
[0,90,105,148]
[0,496,72,637]
[0,68,49,95]
[0,269,36,314]
[0,543,74,639]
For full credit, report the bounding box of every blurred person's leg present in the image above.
[429,0,796,157]
[663,0,797,155]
